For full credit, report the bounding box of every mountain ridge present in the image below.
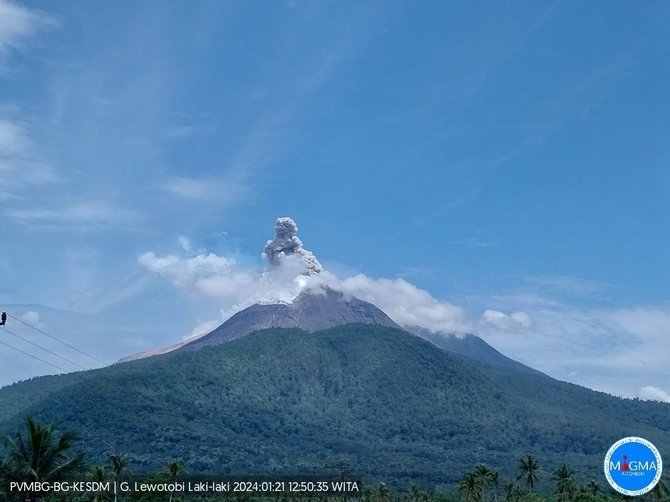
[1,323,669,488]
[120,288,528,377]
[180,288,401,351]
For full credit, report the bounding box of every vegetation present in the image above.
[162,460,186,502]
[1,427,668,501]
[1,418,86,501]
[518,456,539,493]
[1,418,669,501]
[0,324,669,489]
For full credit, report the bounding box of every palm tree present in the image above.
[3,418,86,501]
[162,459,186,502]
[474,464,497,502]
[585,480,601,497]
[410,485,422,502]
[377,482,391,502]
[108,453,131,502]
[553,464,576,502]
[0,458,11,500]
[517,455,539,493]
[490,470,501,502]
[504,482,523,502]
[88,465,108,502]
[460,472,483,502]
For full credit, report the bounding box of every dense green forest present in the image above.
[1,325,669,489]
[1,417,668,502]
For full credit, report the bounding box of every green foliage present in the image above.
[3,418,86,481]
[1,418,86,501]
[504,481,523,502]
[460,472,483,502]
[517,456,539,493]
[517,493,545,502]
[0,324,669,488]
[0,437,634,502]
[109,453,132,482]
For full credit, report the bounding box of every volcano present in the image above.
[182,288,400,351]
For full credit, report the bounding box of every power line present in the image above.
[7,313,107,365]
[1,326,88,370]
[0,339,69,373]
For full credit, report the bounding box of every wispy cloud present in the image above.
[480,309,531,332]
[161,175,250,205]
[476,293,670,399]
[6,200,138,229]
[523,274,612,298]
[138,230,473,337]
[451,237,497,248]
[0,118,58,187]
[159,7,385,214]
[0,0,54,59]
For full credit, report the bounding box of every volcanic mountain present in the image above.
[118,288,401,362]
[3,218,669,489]
[121,217,533,370]
[182,288,400,350]
[120,287,529,375]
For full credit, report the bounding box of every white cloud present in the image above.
[138,250,310,316]
[136,224,669,402]
[6,200,137,228]
[523,274,611,297]
[639,386,670,403]
[480,309,531,332]
[162,175,249,205]
[138,252,237,287]
[138,248,472,334]
[0,118,28,154]
[605,307,670,340]
[476,294,670,399]
[314,272,472,333]
[0,0,51,57]
[0,118,57,187]
[178,236,192,252]
[451,237,497,248]
[183,320,221,342]
[20,310,41,326]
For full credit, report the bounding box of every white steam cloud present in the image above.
[136,218,670,401]
[308,272,472,333]
[139,217,469,333]
[138,250,308,312]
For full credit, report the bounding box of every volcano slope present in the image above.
[1,323,668,488]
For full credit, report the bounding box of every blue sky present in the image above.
[0,1,669,399]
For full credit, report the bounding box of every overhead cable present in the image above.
[0,339,69,373]
[1,325,88,370]
[7,313,106,365]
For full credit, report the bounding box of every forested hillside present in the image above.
[1,324,668,488]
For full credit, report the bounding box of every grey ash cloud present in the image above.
[262,217,323,275]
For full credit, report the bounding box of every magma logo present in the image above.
[604,437,663,496]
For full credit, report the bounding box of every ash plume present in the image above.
[262,217,323,275]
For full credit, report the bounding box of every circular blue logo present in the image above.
[604,437,663,496]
